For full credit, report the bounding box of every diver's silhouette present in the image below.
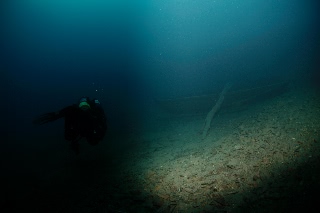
[33,97,107,154]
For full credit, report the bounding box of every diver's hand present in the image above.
[33,112,60,125]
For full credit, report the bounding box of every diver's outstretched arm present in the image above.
[33,106,75,126]
[33,112,61,125]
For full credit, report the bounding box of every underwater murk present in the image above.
[1,0,320,212]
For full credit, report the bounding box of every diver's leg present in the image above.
[87,136,99,146]
[64,118,81,154]
[70,140,80,155]
[64,117,78,141]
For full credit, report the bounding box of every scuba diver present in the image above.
[33,97,107,154]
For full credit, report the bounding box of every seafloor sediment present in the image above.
[5,86,320,213]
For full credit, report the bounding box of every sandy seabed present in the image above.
[4,86,320,213]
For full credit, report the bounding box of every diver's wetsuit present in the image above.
[33,98,107,153]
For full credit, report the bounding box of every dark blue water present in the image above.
[2,0,319,133]
[1,0,320,212]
